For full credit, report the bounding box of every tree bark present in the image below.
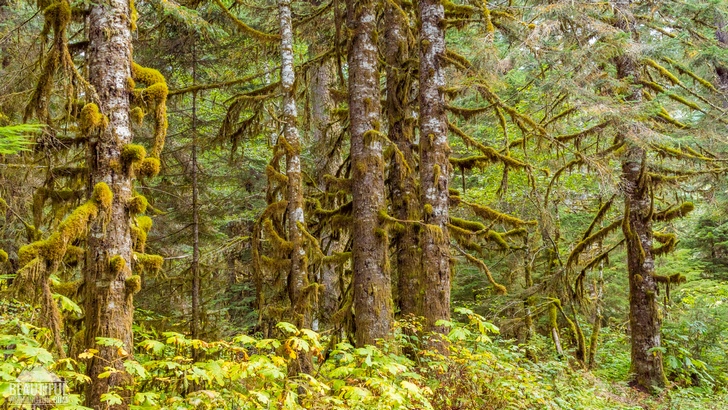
[84,0,135,407]
[621,145,666,390]
[309,34,344,331]
[190,40,201,343]
[279,0,313,374]
[347,0,393,346]
[418,0,451,336]
[384,0,421,318]
[612,0,666,391]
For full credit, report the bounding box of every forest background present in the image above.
[1,0,728,409]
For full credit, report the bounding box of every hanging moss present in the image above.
[443,0,479,18]
[652,202,694,222]
[121,144,147,166]
[130,0,138,31]
[447,121,528,169]
[662,57,717,91]
[139,157,161,178]
[322,252,351,265]
[266,165,289,185]
[567,219,622,268]
[128,195,148,214]
[486,230,509,250]
[655,107,687,128]
[131,63,168,158]
[44,0,71,35]
[136,215,153,232]
[654,273,685,284]
[262,219,293,253]
[0,197,7,213]
[109,255,126,274]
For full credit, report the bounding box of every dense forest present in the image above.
[1,0,728,408]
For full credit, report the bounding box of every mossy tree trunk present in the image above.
[612,0,667,391]
[384,0,420,318]
[347,0,393,346]
[621,145,666,391]
[279,0,313,373]
[84,0,135,407]
[418,0,451,338]
[309,21,343,331]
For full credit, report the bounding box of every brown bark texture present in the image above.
[84,0,136,407]
[418,0,451,335]
[347,0,394,346]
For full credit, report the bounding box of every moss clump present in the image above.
[79,103,107,134]
[0,249,8,263]
[134,252,164,274]
[92,182,113,209]
[109,255,126,274]
[128,195,148,214]
[130,106,144,125]
[125,275,141,294]
[132,63,166,85]
[131,63,168,159]
[136,215,153,232]
[121,144,147,166]
[0,197,7,213]
[139,157,160,178]
[653,202,694,222]
[449,216,486,232]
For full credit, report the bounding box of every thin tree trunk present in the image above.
[279,0,313,374]
[384,0,421,318]
[309,40,343,331]
[716,19,728,107]
[190,40,201,342]
[418,0,451,337]
[347,0,393,346]
[84,0,135,407]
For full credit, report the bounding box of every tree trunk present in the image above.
[309,39,344,331]
[279,0,313,374]
[622,145,666,390]
[418,0,451,337]
[84,0,135,407]
[384,0,421,318]
[716,19,728,107]
[190,40,201,343]
[612,0,666,391]
[347,0,393,346]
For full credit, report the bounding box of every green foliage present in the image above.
[0,124,42,154]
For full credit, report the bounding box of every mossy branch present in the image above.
[212,0,281,42]
[454,243,507,294]
[566,219,622,268]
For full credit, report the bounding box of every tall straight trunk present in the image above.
[190,40,201,342]
[279,0,313,367]
[309,30,344,331]
[84,0,135,407]
[347,0,393,346]
[613,0,666,390]
[418,0,451,335]
[384,0,420,318]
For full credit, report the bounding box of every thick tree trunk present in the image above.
[622,146,666,390]
[612,0,666,391]
[384,0,421,318]
[84,0,135,407]
[418,0,451,336]
[347,0,393,346]
[279,0,313,374]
